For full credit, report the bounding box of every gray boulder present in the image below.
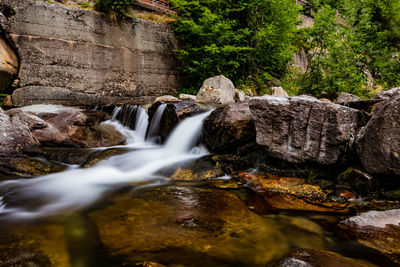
[234,89,246,102]
[203,102,255,153]
[335,92,361,103]
[374,87,400,100]
[356,93,400,175]
[249,96,364,165]
[196,75,235,105]
[271,86,289,97]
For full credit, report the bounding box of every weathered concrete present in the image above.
[0,0,180,106]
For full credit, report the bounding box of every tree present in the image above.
[169,0,299,94]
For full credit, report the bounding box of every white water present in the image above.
[0,110,211,219]
[146,104,167,142]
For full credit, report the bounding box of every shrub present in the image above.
[94,0,135,18]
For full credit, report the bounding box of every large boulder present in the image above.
[0,37,18,92]
[196,75,235,106]
[271,87,289,97]
[356,93,400,175]
[374,87,400,100]
[203,102,255,153]
[335,92,361,103]
[249,96,364,165]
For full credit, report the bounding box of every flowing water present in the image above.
[0,106,396,266]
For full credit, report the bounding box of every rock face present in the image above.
[356,93,400,175]
[196,75,235,105]
[249,96,364,165]
[203,102,255,153]
[0,0,180,106]
[0,37,18,92]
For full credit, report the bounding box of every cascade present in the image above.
[146,104,167,143]
[0,110,211,219]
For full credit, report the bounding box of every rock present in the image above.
[374,87,400,100]
[239,172,348,212]
[271,87,289,97]
[336,92,361,103]
[249,96,364,165]
[196,75,235,106]
[153,95,180,103]
[1,0,180,106]
[203,102,255,153]
[148,101,205,142]
[90,187,288,266]
[0,37,18,92]
[0,112,39,156]
[234,89,245,102]
[356,93,400,175]
[169,156,225,181]
[337,99,380,113]
[246,89,254,97]
[319,98,332,102]
[337,168,377,197]
[2,95,13,107]
[342,209,400,264]
[7,104,125,148]
[279,248,374,267]
[42,147,95,165]
[81,148,129,168]
[179,94,196,102]
[298,95,318,100]
[0,156,66,177]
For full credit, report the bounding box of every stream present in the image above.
[0,106,397,266]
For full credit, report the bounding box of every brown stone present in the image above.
[2,94,13,107]
[0,37,18,92]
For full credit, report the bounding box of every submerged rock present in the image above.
[169,156,225,181]
[342,209,400,264]
[0,156,66,177]
[250,96,364,165]
[90,187,288,266]
[81,148,129,168]
[196,75,235,106]
[239,173,348,212]
[203,102,255,153]
[356,93,400,175]
[278,248,374,267]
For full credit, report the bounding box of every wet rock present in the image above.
[337,168,377,197]
[234,89,245,102]
[169,156,225,181]
[335,92,361,103]
[81,148,129,168]
[356,93,400,175]
[250,96,364,165]
[7,105,125,148]
[42,147,95,165]
[90,187,288,266]
[196,75,235,106]
[342,209,400,264]
[203,102,255,153]
[0,112,40,157]
[278,248,374,267]
[149,101,205,142]
[271,87,288,97]
[239,173,348,212]
[0,37,18,92]
[0,156,66,177]
[153,95,180,103]
[374,87,400,100]
[179,94,196,102]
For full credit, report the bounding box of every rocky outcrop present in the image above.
[356,93,400,175]
[196,75,235,106]
[249,96,364,165]
[3,105,125,151]
[336,92,361,103]
[374,87,400,100]
[0,37,18,92]
[203,102,255,153]
[271,87,289,97]
[0,0,180,106]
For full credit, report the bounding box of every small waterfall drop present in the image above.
[0,110,211,219]
[146,104,167,143]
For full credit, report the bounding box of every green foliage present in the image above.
[286,0,400,99]
[79,2,90,9]
[94,0,134,18]
[169,0,299,94]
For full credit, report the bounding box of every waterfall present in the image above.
[0,110,211,219]
[146,104,167,143]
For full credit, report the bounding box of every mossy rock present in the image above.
[0,156,66,178]
[81,148,129,168]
